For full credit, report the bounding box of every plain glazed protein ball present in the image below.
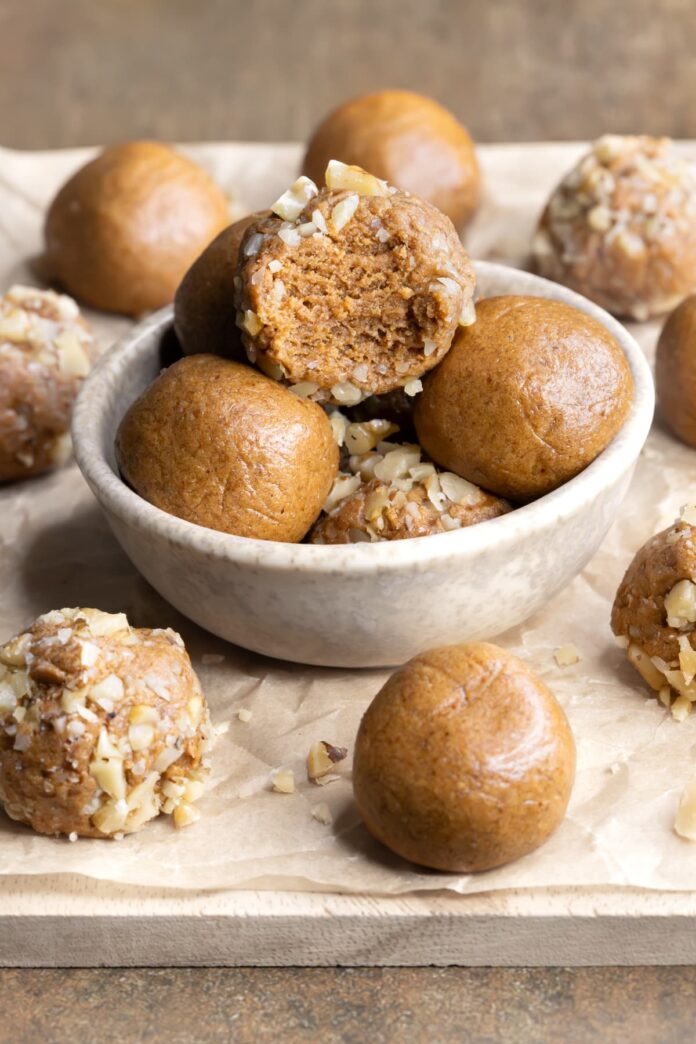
[115,354,339,542]
[415,296,634,501]
[311,419,509,544]
[352,642,575,872]
[174,213,262,359]
[302,90,481,229]
[42,141,230,316]
[234,161,476,406]
[655,295,696,447]
[0,608,211,838]
[611,505,696,720]
[533,135,696,321]
[0,285,94,481]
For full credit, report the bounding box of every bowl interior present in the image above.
[72,260,655,573]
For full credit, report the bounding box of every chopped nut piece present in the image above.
[173,802,201,829]
[271,175,318,222]
[680,504,696,526]
[272,768,296,794]
[675,777,696,840]
[554,644,581,667]
[665,579,696,628]
[307,740,348,781]
[311,802,333,826]
[627,643,665,691]
[237,707,252,723]
[324,159,390,197]
[672,694,693,722]
[331,194,359,233]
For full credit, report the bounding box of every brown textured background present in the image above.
[1,0,696,148]
[1,1,695,1041]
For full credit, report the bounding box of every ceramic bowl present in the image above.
[72,261,654,668]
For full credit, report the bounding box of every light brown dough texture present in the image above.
[533,135,696,321]
[352,642,575,873]
[115,354,339,542]
[0,285,94,482]
[655,295,696,447]
[302,90,480,229]
[415,295,633,501]
[235,181,475,404]
[174,213,262,359]
[43,141,230,316]
[0,608,210,839]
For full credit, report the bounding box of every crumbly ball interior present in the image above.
[0,608,211,838]
[235,186,474,403]
[534,135,696,320]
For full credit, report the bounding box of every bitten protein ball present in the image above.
[116,354,339,542]
[533,135,696,320]
[655,295,696,447]
[612,505,696,720]
[234,161,476,406]
[0,608,211,838]
[415,296,633,501]
[43,141,230,316]
[0,285,94,481]
[174,213,262,359]
[311,419,509,544]
[353,643,575,873]
[302,90,481,229]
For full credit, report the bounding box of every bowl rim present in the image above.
[72,260,655,575]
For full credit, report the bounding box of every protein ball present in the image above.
[0,285,94,481]
[234,162,476,405]
[533,135,696,321]
[415,296,633,501]
[655,295,696,447]
[174,213,263,359]
[353,642,575,873]
[311,423,509,544]
[42,141,230,316]
[302,90,481,229]
[0,608,211,838]
[611,505,696,719]
[115,354,339,542]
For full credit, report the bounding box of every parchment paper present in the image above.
[1,141,696,894]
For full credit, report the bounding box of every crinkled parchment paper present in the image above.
[1,141,696,894]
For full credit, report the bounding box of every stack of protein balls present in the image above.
[108,92,632,547]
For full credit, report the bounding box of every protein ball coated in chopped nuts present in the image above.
[532,135,696,321]
[0,285,95,482]
[611,507,696,712]
[0,608,211,838]
[311,430,509,544]
[234,163,475,405]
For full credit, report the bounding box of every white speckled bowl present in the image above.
[72,261,654,668]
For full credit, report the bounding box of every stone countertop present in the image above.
[1,966,695,1043]
[1,1,695,1040]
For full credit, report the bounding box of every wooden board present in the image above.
[3,878,696,967]
[2,140,696,968]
